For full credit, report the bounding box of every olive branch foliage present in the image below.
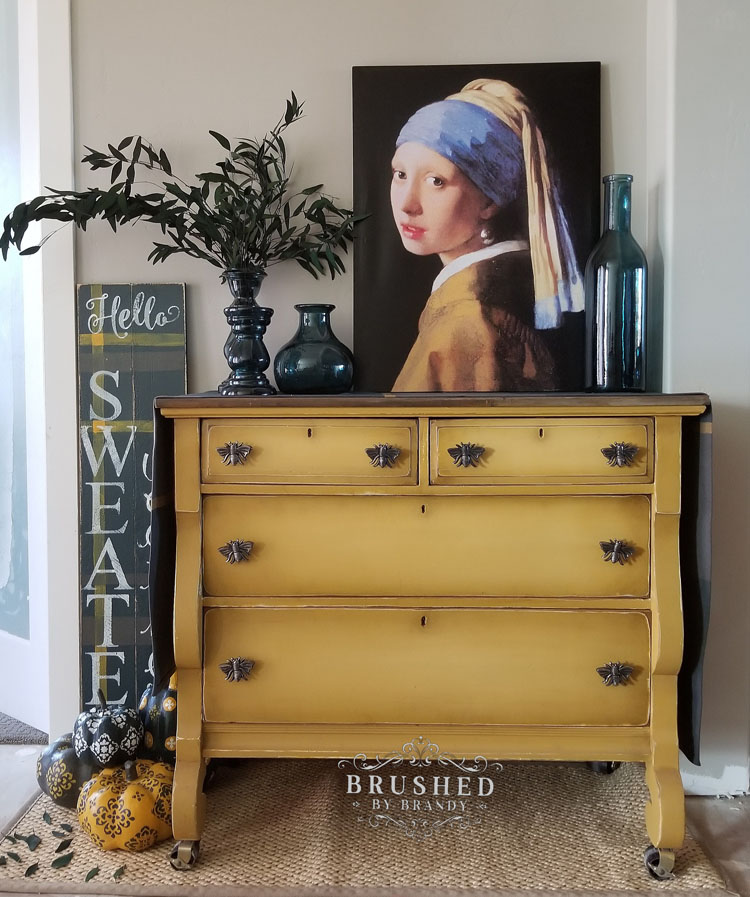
[0,93,356,281]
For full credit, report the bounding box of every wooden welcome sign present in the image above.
[77,283,186,709]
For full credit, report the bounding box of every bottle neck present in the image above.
[296,305,333,340]
[603,177,632,233]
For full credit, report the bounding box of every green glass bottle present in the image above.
[584,174,647,391]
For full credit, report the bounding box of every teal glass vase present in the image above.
[274,304,354,394]
[584,174,647,391]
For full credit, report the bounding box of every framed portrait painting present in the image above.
[352,62,600,393]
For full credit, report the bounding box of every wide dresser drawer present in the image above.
[203,607,650,726]
[431,417,652,484]
[203,494,650,598]
[202,418,417,484]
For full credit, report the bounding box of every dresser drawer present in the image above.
[431,417,652,484]
[202,418,417,484]
[203,494,650,598]
[203,607,650,726]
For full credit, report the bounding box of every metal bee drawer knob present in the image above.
[365,444,401,468]
[219,657,255,682]
[448,442,485,467]
[217,441,252,465]
[601,442,638,467]
[218,539,254,564]
[597,662,634,686]
[599,539,634,565]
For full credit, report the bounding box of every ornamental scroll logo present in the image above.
[338,736,503,841]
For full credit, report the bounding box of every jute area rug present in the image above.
[0,759,731,897]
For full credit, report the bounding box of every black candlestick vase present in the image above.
[218,269,276,396]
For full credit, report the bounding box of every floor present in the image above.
[685,792,750,895]
[0,746,748,893]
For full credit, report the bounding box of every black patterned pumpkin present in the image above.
[138,673,177,764]
[73,689,143,768]
[36,733,96,808]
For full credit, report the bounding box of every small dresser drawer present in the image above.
[202,418,417,485]
[203,607,650,726]
[203,494,650,598]
[431,417,652,484]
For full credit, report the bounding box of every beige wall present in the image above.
[668,0,750,794]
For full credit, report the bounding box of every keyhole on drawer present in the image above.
[307,428,312,438]
[539,428,544,438]
[421,616,427,627]
[421,504,426,514]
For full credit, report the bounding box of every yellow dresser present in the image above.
[156,393,708,875]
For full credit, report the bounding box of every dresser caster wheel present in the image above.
[644,845,675,880]
[169,840,200,870]
[587,761,621,774]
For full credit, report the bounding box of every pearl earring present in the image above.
[480,226,494,246]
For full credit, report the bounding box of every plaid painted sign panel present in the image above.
[77,284,185,709]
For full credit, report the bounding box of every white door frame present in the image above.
[0,0,79,737]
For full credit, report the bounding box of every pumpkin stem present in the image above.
[124,760,138,782]
[96,688,107,711]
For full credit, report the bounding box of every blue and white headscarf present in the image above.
[396,99,525,210]
[396,79,584,330]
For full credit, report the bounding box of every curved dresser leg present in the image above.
[172,758,207,846]
[644,757,684,868]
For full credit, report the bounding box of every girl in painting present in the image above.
[390,78,583,391]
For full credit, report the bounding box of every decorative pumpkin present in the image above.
[73,689,143,768]
[77,759,173,851]
[36,733,96,808]
[138,673,177,764]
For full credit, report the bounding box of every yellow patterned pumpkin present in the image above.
[76,759,173,851]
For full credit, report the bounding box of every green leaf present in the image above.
[55,838,73,853]
[59,824,73,833]
[15,833,42,851]
[51,831,67,838]
[25,195,47,215]
[159,149,172,176]
[85,867,100,882]
[301,184,324,196]
[27,834,42,851]
[117,135,134,150]
[197,172,224,184]
[0,856,6,866]
[7,851,21,862]
[108,143,126,162]
[165,182,190,201]
[307,249,325,274]
[25,862,39,877]
[324,245,340,272]
[209,130,231,150]
[113,864,126,880]
[51,852,74,869]
[4,833,16,843]
[42,811,52,825]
